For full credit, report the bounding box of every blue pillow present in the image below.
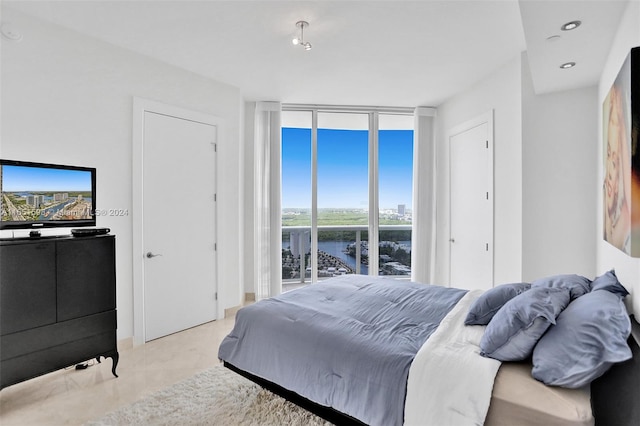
[465,282,531,325]
[530,274,590,300]
[480,287,570,362]
[532,290,632,388]
[590,270,629,296]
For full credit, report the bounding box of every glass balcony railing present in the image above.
[282,225,412,287]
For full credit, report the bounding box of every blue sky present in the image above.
[2,165,92,192]
[282,128,413,209]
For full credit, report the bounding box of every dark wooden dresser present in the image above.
[0,234,118,389]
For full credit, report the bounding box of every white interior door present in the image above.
[449,115,493,290]
[143,111,217,341]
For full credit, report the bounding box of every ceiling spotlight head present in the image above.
[561,20,581,31]
[304,42,312,51]
[292,37,300,45]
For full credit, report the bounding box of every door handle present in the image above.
[449,238,455,243]
[146,252,163,259]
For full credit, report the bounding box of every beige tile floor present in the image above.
[0,316,237,426]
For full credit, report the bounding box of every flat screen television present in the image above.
[0,159,96,230]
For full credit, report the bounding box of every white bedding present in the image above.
[405,290,501,426]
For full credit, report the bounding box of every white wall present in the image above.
[521,54,598,281]
[597,0,640,318]
[433,53,599,288]
[0,8,244,339]
[434,56,523,286]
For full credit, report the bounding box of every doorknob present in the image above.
[146,252,162,259]
[449,238,455,243]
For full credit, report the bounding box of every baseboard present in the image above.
[118,337,133,351]
[224,305,242,318]
[223,293,256,318]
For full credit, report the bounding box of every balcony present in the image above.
[282,224,412,291]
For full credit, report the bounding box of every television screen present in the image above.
[0,159,96,230]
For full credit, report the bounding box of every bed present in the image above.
[218,274,639,426]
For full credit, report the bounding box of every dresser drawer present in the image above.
[1,310,116,361]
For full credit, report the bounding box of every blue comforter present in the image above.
[218,275,467,426]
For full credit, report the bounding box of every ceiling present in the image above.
[2,0,630,107]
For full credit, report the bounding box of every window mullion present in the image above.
[311,110,318,283]
[368,112,379,276]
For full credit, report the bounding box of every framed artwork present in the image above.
[603,47,639,256]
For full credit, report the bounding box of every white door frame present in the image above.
[447,110,494,287]
[132,97,221,345]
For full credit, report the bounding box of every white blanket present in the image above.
[404,290,501,426]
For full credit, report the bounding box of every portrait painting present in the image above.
[603,47,640,256]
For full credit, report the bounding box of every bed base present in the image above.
[223,361,366,425]
[591,329,640,425]
[224,319,640,426]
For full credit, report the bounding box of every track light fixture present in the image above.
[292,20,312,51]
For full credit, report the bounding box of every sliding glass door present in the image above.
[378,114,414,277]
[281,111,312,282]
[282,107,413,287]
[317,112,369,278]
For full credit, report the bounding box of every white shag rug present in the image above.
[87,365,332,426]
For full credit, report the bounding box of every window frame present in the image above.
[282,104,414,283]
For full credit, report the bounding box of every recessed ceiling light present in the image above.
[560,62,576,69]
[561,20,581,31]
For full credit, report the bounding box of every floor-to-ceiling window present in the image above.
[282,106,413,287]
